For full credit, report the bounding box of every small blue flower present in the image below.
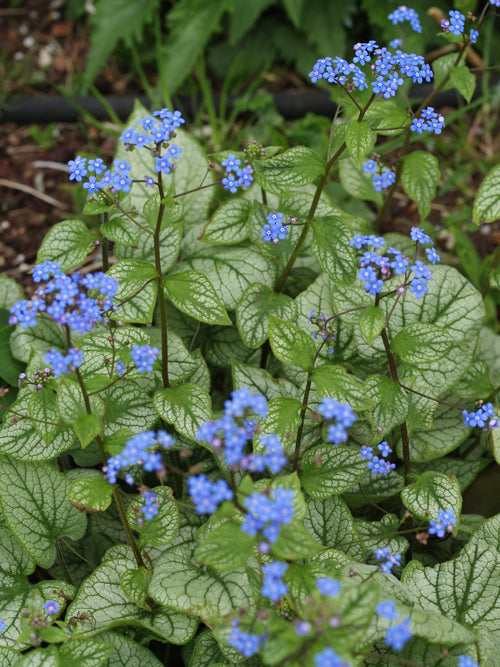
[0,619,6,635]
[228,620,263,657]
[459,656,479,667]
[316,577,341,597]
[314,647,349,667]
[376,600,399,621]
[429,508,457,538]
[44,600,60,615]
[385,617,412,650]
[221,154,241,172]
[130,344,159,373]
[261,562,289,602]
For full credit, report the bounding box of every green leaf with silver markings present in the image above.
[195,521,255,571]
[107,260,158,323]
[154,383,212,440]
[236,283,297,349]
[202,198,252,245]
[176,244,277,310]
[67,556,198,642]
[473,163,500,224]
[358,305,386,346]
[149,545,255,622]
[364,375,408,443]
[58,639,115,666]
[401,151,440,220]
[391,322,458,364]
[346,119,375,167]
[301,445,367,498]
[402,543,500,661]
[252,146,324,197]
[312,364,373,413]
[127,487,179,548]
[268,314,316,371]
[401,471,462,521]
[68,477,113,513]
[232,359,301,401]
[164,270,231,325]
[0,394,74,461]
[311,216,356,285]
[37,219,96,271]
[0,458,87,568]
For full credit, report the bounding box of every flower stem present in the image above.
[74,367,145,568]
[273,95,376,294]
[156,174,170,388]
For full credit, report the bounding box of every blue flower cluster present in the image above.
[385,617,412,651]
[69,155,136,195]
[196,389,286,473]
[316,576,341,597]
[130,344,159,373]
[68,108,185,194]
[376,599,398,620]
[428,508,457,538]
[410,106,446,135]
[140,491,159,521]
[310,38,433,97]
[490,0,500,6]
[317,397,357,445]
[463,402,499,430]
[188,474,234,514]
[441,10,465,36]
[221,153,254,193]
[309,55,368,90]
[228,619,264,658]
[44,348,83,377]
[261,562,288,602]
[363,160,396,192]
[360,441,396,475]
[261,212,290,243]
[314,648,350,667]
[104,430,175,485]
[9,262,118,332]
[241,487,294,543]
[376,599,412,651]
[388,6,422,32]
[374,547,402,573]
[350,229,439,298]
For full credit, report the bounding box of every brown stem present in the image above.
[379,326,412,486]
[374,42,469,233]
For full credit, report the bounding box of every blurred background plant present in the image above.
[1,0,500,312]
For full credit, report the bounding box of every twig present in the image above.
[0,178,69,209]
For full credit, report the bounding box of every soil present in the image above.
[1,0,500,287]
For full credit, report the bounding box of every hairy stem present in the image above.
[293,370,314,472]
[156,174,170,388]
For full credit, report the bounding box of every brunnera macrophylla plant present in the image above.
[1,4,500,667]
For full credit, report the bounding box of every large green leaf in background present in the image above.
[149,545,255,622]
[67,557,198,643]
